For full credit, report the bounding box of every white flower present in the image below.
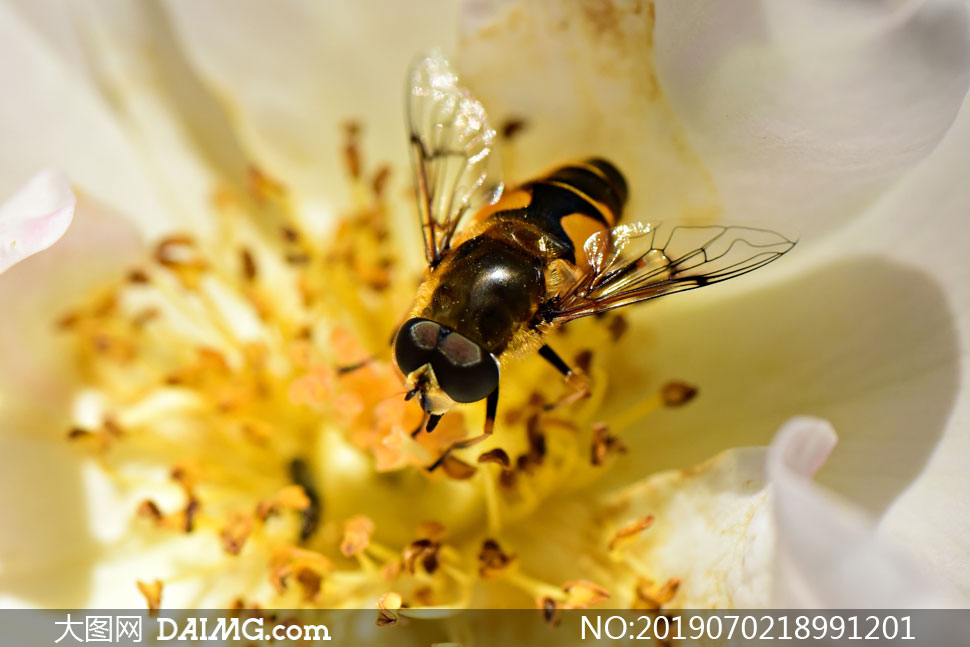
[0,0,968,611]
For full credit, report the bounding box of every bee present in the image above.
[394,50,794,468]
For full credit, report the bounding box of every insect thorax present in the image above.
[417,226,547,357]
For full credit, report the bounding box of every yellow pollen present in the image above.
[57,125,695,611]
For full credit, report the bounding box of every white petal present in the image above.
[0,194,143,600]
[0,2,166,236]
[833,90,970,602]
[653,0,970,238]
[507,444,775,608]
[458,0,721,226]
[592,89,970,601]
[57,0,254,236]
[769,417,952,607]
[0,169,75,274]
[160,0,462,223]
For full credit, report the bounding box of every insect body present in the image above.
[394,50,794,466]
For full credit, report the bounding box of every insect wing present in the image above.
[550,223,795,322]
[407,49,503,265]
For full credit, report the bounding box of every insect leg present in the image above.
[427,386,499,471]
[537,345,590,410]
[538,344,573,377]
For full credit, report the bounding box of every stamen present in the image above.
[607,515,655,553]
[57,120,701,611]
[501,569,567,604]
[477,462,503,534]
[136,580,163,615]
[603,379,698,436]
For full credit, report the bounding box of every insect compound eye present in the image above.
[394,318,442,374]
[431,330,499,403]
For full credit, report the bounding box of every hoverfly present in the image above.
[394,50,794,468]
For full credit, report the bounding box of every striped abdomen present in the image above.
[469,158,628,267]
[417,158,628,356]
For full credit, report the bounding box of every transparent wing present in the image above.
[549,223,795,323]
[407,49,503,265]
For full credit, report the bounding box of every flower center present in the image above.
[59,124,696,611]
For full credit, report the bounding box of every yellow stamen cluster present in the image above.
[58,124,694,613]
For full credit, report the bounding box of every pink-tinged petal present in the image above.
[0,169,75,274]
[768,417,953,607]
[830,92,970,602]
[0,193,143,596]
[0,2,167,236]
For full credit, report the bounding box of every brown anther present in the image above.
[376,591,402,627]
[269,546,332,595]
[343,121,362,179]
[295,567,322,602]
[220,513,254,555]
[591,422,627,466]
[154,235,196,266]
[540,597,559,625]
[573,349,594,374]
[634,577,681,610]
[285,252,311,265]
[440,455,477,480]
[136,579,163,616]
[371,165,391,198]
[655,578,681,604]
[171,465,197,493]
[183,497,200,533]
[607,314,629,341]
[478,539,515,578]
[607,515,654,551]
[131,308,159,328]
[247,166,285,200]
[55,311,80,330]
[498,468,518,490]
[501,117,528,141]
[136,500,163,523]
[403,538,440,575]
[416,520,446,540]
[503,407,525,425]
[154,235,206,287]
[478,448,511,468]
[562,580,610,608]
[127,268,150,284]
[92,334,113,354]
[103,417,123,438]
[661,381,698,407]
[93,294,118,317]
[340,515,375,557]
[517,414,547,473]
[280,225,300,243]
[67,427,91,440]
[240,247,257,282]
